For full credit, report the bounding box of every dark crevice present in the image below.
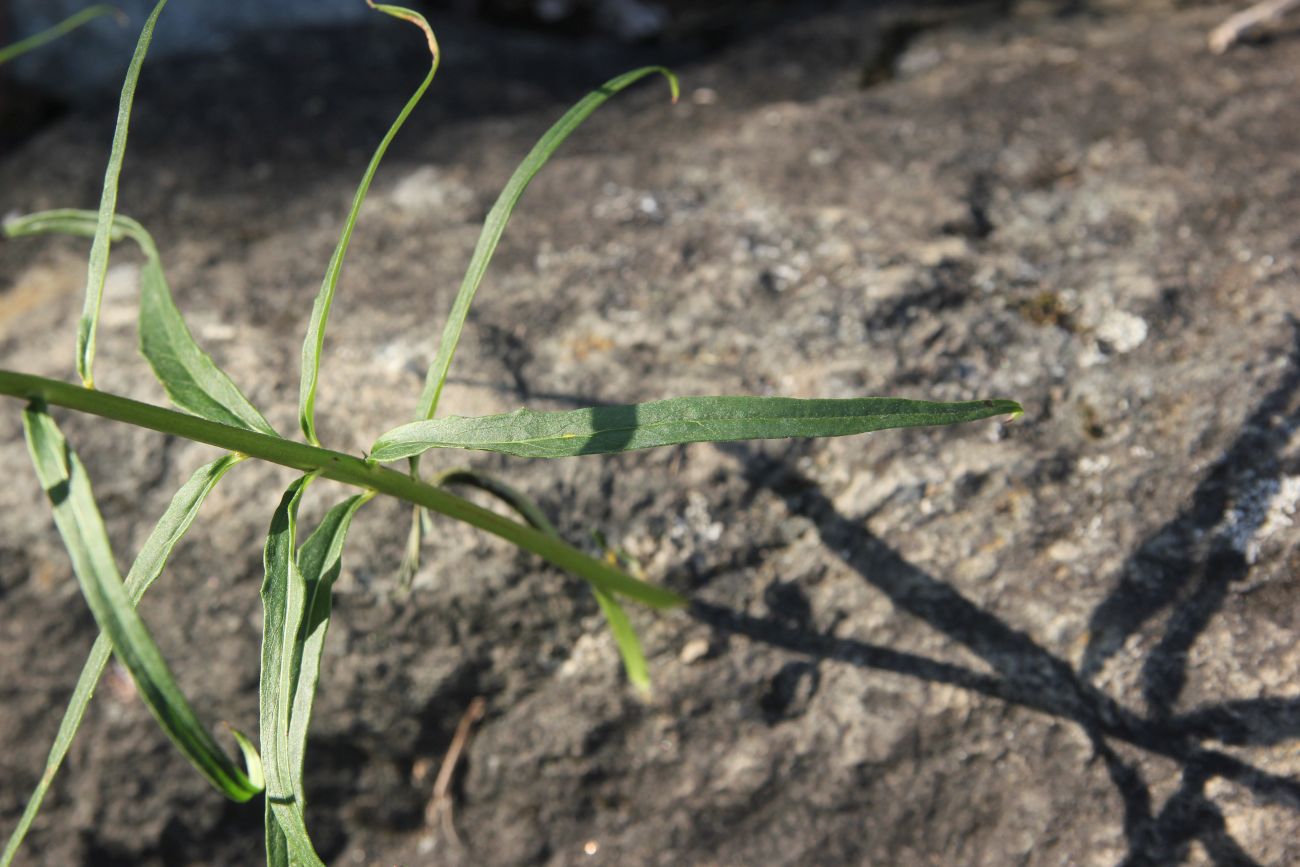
[941,172,996,241]
[859,19,939,88]
[867,259,974,332]
[759,661,820,722]
[1082,318,1300,688]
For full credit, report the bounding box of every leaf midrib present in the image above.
[391,407,1005,446]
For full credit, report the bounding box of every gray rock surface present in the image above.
[1,1,1298,865]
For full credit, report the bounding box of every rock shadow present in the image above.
[1082,317,1300,722]
[441,323,1300,863]
[683,322,1300,864]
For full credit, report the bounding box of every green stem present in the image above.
[0,370,683,608]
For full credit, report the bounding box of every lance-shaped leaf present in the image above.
[21,404,262,803]
[263,491,372,866]
[373,395,1024,461]
[298,2,440,445]
[77,0,167,388]
[414,65,678,422]
[5,210,277,435]
[260,476,326,867]
[288,492,373,797]
[1,453,244,867]
[0,4,124,66]
[435,469,651,695]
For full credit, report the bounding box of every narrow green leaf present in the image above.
[298,2,439,445]
[0,369,687,610]
[266,811,289,867]
[414,66,678,422]
[373,395,1025,461]
[434,469,650,696]
[588,532,654,696]
[259,476,326,867]
[592,586,650,696]
[261,491,371,867]
[0,4,124,67]
[5,210,277,435]
[288,492,373,796]
[77,0,167,389]
[20,405,261,802]
[1,453,244,867]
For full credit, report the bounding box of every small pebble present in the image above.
[679,638,711,665]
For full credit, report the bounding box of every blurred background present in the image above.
[0,0,1075,161]
[4,0,813,91]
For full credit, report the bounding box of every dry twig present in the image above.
[1209,0,1300,53]
[424,697,488,847]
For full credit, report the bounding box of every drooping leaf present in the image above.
[77,0,167,388]
[4,210,277,434]
[259,476,326,867]
[20,404,261,802]
[0,4,123,67]
[373,395,1024,461]
[1,452,244,867]
[298,2,440,445]
[435,469,650,695]
[414,65,678,422]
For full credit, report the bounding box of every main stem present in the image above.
[0,370,683,608]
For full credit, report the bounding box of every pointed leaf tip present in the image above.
[374,395,1023,461]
